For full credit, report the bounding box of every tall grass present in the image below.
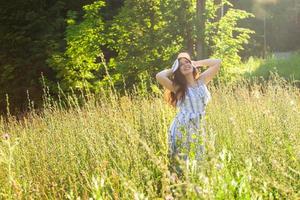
[0,74,299,199]
[243,52,300,83]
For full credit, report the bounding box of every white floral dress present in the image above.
[168,78,212,162]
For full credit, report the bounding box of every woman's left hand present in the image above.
[192,60,208,68]
[191,60,203,68]
[191,60,198,68]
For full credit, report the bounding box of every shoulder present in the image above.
[196,77,210,95]
[196,77,206,86]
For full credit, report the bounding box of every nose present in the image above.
[184,63,191,68]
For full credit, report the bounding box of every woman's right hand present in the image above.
[191,60,205,68]
[156,69,177,92]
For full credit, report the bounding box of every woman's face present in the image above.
[179,57,193,76]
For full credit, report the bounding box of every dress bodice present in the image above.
[175,78,212,122]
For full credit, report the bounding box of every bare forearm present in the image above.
[156,68,176,92]
[193,58,222,68]
[193,58,222,84]
[156,68,173,78]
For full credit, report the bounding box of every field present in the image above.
[243,52,300,83]
[0,74,300,199]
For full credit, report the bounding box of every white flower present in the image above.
[2,133,10,140]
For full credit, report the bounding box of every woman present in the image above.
[156,52,221,163]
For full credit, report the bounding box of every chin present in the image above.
[183,70,193,75]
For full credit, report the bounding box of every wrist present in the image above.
[192,60,200,68]
[165,68,173,77]
[193,60,206,68]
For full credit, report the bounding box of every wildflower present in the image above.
[194,186,202,195]
[262,109,271,116]
[290,100,295,106]
[247,129,254,134]
[252,90,260,99]
[271,159,278,167]
[2,133,10,140]
[257,156,262,163]
[165,194,174,200]
[231,179,238,187]
[216,163,224,170]
[203,176,209,185]
[134,192,146,200]
[169,172,178,183]
[228,116,236,125]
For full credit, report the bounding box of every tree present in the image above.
[0,0,66,114]
[106,0,185,90]
[46,0,255,96]
[48,1,107,92]
[205,0,255,82]
[196,0,207,59]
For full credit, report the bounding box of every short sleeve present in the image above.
[203,84,212,105]
[197,77,205,85]
[197,78,211,105]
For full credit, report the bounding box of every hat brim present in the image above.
[172,58,196,73]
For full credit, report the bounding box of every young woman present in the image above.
[156,52,221,163]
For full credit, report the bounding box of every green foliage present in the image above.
[0,0,66,113]
[106,0,185,88]
[265,0,300,51]
[48,1,106,92]
[2,0,300,115]
[4,0,255,99]
[244,52,300,83]
[105,0,256,88]
[205,0,255,83]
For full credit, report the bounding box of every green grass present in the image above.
[243,52,300,83]
[0,75,300,199]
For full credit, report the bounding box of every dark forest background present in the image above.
[1,0,299,116]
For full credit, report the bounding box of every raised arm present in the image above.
[155,69,178,93]
[192,58,222,85]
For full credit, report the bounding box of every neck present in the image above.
[185,74,196,86]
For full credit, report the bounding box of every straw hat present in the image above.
[177,52,191,61]
[171,52,196,73]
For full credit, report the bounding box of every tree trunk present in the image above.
[214,0,223,21]
[196,0,206,59]
[182,0,194,56]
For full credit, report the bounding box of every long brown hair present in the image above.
[164,55,201,108]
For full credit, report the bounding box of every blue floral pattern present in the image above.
[168,78,211,161]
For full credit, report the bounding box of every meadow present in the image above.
[243,52,300,83]
[0,73,299,199]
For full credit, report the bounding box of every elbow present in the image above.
[155,73,161,81]
[216,59,222,68]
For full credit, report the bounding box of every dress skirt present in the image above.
[168,112,207,162]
